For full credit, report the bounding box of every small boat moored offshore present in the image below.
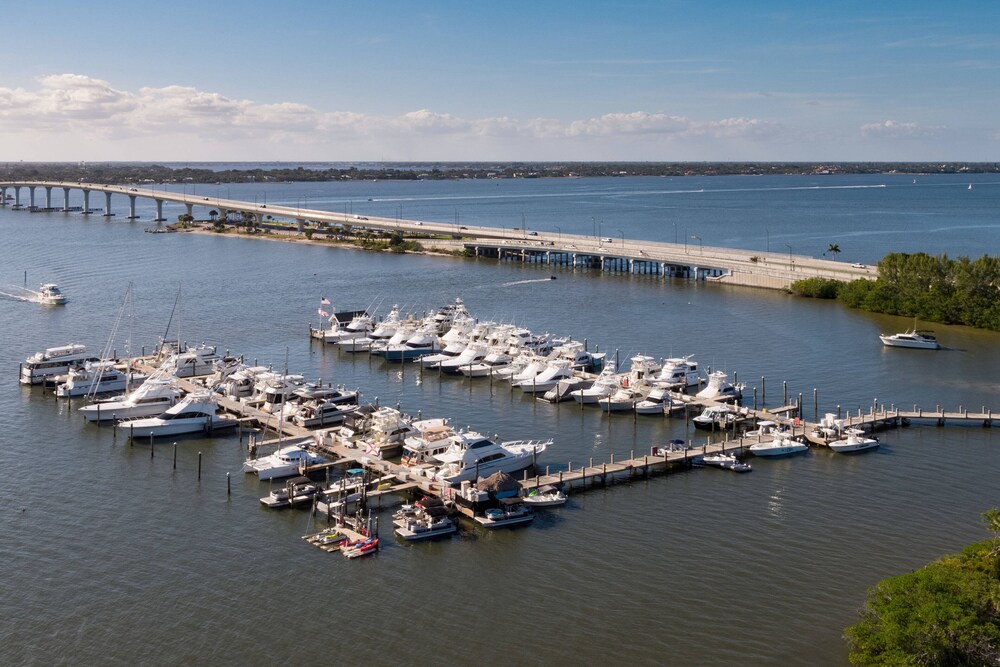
[879,329,939,350]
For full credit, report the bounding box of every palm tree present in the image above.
[827,243,841,260]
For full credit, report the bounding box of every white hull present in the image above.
[829,440,879,453]
[122,415,236,438]
[80,399,175,422]
[436,453,535,484]
[749,443,809,457]
[879,336,938,349]
[55,376,131,398]
[393,518,456,541]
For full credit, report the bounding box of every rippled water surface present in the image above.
[1,174,997,665]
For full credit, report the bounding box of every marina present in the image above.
[4,173,999,666]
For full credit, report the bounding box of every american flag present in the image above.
[318,308,329,317]
[320,297,331,305]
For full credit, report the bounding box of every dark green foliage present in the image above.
[837,253,1000,331]
[790,277,843,298]
[845,521,1000,666]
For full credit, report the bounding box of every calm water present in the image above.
[1,175,998,666]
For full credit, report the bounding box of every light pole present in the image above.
[617,229,624,249]
[785,243,793,269]
[691,235,702,254]
[592,216,597,238]
[766,228,770,252]
[555,225,561,242]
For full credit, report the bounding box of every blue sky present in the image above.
[1,1,997,161]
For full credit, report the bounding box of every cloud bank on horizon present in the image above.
[0,73,968,162]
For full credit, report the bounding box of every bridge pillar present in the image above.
[13,186,21,208]
[103,191,113,217]
[0,187,5,206]
[296,218,305,232]
[128,195,138,219]
[154,199,164,221]
[185,203,193,217]
[44,186,52,209]
[29,186,36,208]
[219,208,228,221]
[82,189,90,214]
[62,187,71,211]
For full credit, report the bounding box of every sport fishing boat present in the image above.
[242,441,329,480]
[118,391,237,438]
[432,431,550,485]
[79,376,181,422]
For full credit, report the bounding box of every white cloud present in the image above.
[0,72,941,161]
[860,120,942,138]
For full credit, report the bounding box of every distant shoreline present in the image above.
[3,161,998,185]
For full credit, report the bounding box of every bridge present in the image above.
[0,180,876,289]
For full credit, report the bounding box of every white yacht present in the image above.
[37,283,67,305]
[626,355,662,383]
[748,433,809,457]
[54,360,135,398]
[570,363,619,404]
[829,429,880,453]
[119,392,237,438]
[432,431,550,485]
[439,341,489,374]
[20,344,97,385]
[242,441,328,480]
[157,344,221,378]
[79,376,181,421]
[288,399,359,427]
[382,322,441,361]
[369,320,418,356]
[650,356,701,388]
[634,385,674,415]
[695,371,744,403]
[460,347,514,378]
[323,312,374,344]
[515,359,575,394]
[598,387,644,412]
[692,404,741,430]
[879,329,939,350]
[400,419,457,465]
[342,306,404,353]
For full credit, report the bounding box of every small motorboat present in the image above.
[829,428,879,453]
[521,485,567,507]
[695,453,752,472]
[748,433,809,458]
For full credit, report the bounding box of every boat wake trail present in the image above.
[0,288,34,302]
[502,277,557,287]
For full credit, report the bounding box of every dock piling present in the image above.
[173,442,177,469]
[198,451,202,480]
